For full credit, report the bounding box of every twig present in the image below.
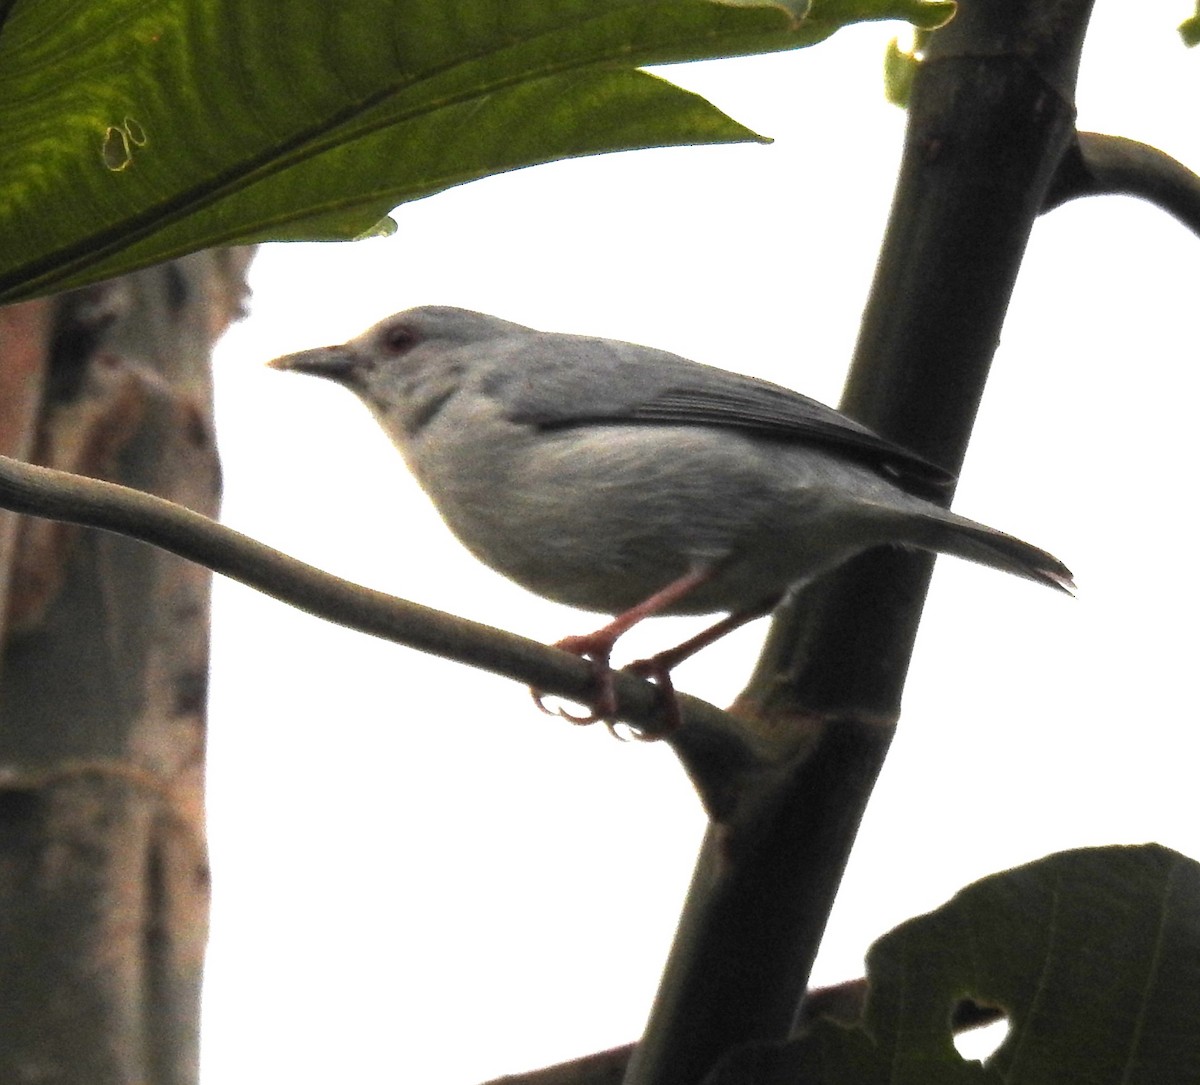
[1044,132,1200,236]
[481,1045,632,1085]
[0,454,755,782]
[796,977,1004,1033]
[472,983,1005,1085]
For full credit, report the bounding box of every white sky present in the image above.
[201,8,1199,1082]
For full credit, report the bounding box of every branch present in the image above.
[1044,132,1200,236]
[794,977,1004,1033]
[624,4,1095,1082]
[0,454,765,812]
[473,983,1005,1085]
[481,1045,632,1085]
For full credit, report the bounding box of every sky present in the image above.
[200,7,1199,1082]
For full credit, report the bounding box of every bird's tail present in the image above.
[897,505,1075,594]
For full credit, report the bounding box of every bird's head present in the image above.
[269,306,531,437]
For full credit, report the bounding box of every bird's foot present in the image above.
[531,571,720,731]
[530,641,683,739]
[623,655,683,734]
[531,632,619,725]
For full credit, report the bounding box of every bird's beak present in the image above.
[267,344,365,384]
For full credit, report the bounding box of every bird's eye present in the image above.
[382,324,417,354]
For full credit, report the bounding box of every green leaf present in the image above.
[883,27,933,107]
[708,845,1200,1085]
[0,0,955,303]
[884,36,918,106]
[1181,5,1200,47]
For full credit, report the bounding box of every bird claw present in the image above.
[624,657,683,734]
[530,633,619,726]
[530,631,692,737]
[530,655,682,738]
[531,687,606,726]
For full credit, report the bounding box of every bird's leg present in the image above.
[622,600,777,731]
[533,567,717,726]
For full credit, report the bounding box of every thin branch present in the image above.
[1044,132,1200,236]
[795,978,1004,1033]
[481,1045,632,1085]
[0,453,764,806]
[473,983,1005,1085]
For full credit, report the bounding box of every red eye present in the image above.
[382,324,416,353]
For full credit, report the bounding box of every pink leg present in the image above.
[624,600,777,731]
[533,567,717,725]
[631,600,776,674]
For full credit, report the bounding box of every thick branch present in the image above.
[1044,132,1200,236]
[623,4,1093,1085]
[0,453,768,810]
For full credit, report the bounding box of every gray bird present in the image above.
[270,306,1072,724]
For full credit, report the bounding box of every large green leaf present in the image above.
[0,0,954,303]
[708,845,1200,1084]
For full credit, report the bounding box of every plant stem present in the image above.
[624,4,1094,1084]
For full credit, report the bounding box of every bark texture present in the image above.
[0,251,251,1085]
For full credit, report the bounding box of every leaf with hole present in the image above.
[707,845,1200,1085]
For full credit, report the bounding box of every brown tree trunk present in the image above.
[0,251,251,1084]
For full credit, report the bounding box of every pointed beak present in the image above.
[267,344,366,384]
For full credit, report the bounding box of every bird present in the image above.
[269,305,1072,728]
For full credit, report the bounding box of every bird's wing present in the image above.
[484,333,954,489]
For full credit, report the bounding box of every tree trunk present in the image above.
[0,251,250,1085]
